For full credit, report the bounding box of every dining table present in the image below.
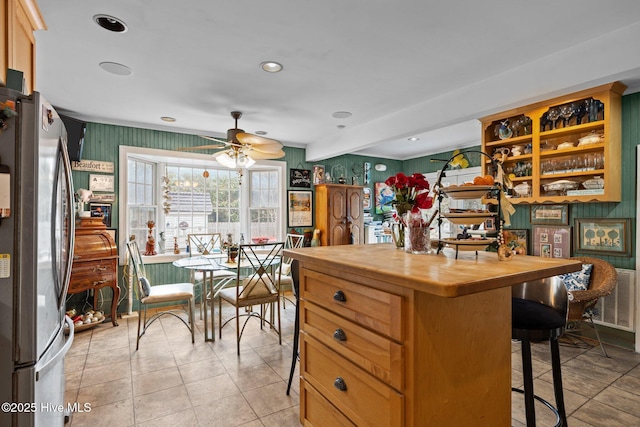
[172,254,236,341]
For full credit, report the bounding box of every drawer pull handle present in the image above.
[333,290,347,302]
[92,280,108,286]
[333,377,347,392]
[333,328,347,342]
[93,266,107,272]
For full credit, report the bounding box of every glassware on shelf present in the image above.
[560,104,574,127]
[547,107,561,130]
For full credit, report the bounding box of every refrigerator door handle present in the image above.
[60,138,75,298]
[35,316,74,381]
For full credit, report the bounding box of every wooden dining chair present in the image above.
[126,240,195,350]
[218,242,284,354]
[187,233,236,319]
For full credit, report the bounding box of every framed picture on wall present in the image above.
[375,182,394,214]
[530,204,569,225]
[289,168,311,188]
[574,218,631,256]
[532,225,571,258]
[287,190,313,228]
[363,187,372,211]
[89,203,112,228]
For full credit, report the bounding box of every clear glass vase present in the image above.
[391,222,405,249]
[404,212,431,254]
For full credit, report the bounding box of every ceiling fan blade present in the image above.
[199,135,229,144]
[236,132,282,147]
[246,142,284,154]
[247,149,286,160]
[176,144,226,151]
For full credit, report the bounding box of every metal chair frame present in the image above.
[218,242,284,355]
[127,241,195,350]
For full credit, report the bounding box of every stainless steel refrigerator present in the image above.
[0,88,75,426]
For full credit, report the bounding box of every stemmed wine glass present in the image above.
[517,116,532,135]
[546,107,560,130]
[560,104,574,127]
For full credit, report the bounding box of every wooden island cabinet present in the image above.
[69,217,119,326]
[285,244,581,426]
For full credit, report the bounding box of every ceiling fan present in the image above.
[178,111,285,168]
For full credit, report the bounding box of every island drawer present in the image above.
[301,380,355,427]
[301,334,404,426]
[301,269,403,341]
[301,300,403,391]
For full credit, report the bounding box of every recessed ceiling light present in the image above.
[99,62,132,76]
[408,137,420,142]
[161,116,176,122]
[332,111,352,119]
[93,14,128,33]
[337,124,346,129]
[260,61,283,73]
[255,130,268,135]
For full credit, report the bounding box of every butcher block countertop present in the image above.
[284,243,581,298]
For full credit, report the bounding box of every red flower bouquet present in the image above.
[384,172,433,216]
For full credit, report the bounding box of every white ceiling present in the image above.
[34,1,640,161]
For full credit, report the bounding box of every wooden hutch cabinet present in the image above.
[481,82,626,204]
[1,0,45,94]
[315,184,364,246]
[69,217,119,326]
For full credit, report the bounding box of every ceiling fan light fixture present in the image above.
[215,151,236,168]
[260,61,283,73]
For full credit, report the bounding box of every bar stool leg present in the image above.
[550,338,567,426]
[286,300,300,395]
[521,339,537,427]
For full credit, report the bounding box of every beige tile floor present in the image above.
[65,296,640,426]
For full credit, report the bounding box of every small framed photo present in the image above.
[530,204,569,225]
[363,187,372,211]
[89,203,112,228]
[533,225,571,258]
[313,165,325,185]
[483,217,496,232]
[574,218,631,256]
[289,168,311,188]
[288,190,313,228]
[89,174,115,192]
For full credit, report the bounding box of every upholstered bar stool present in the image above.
[512,276,569,427]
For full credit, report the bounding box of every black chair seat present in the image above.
[513,298,565,331]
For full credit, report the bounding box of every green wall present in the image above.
[70,92,640,315]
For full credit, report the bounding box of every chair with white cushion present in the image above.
[127,240,195,350]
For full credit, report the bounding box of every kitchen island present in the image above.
[284,244,581,426]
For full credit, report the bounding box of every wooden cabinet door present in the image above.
[328,186,348,245]
[347,188,364,244]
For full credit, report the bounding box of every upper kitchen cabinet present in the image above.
[481,82,626,204]
[1,0,46,94]
[315,184,364,246]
